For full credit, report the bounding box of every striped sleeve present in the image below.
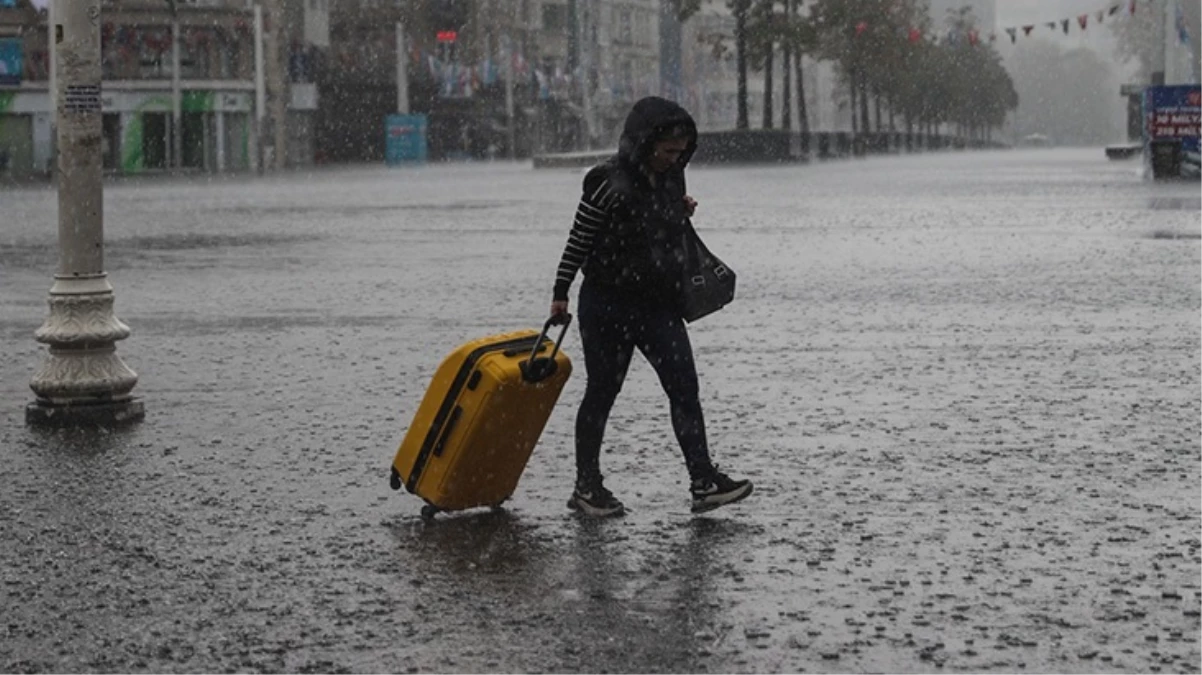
[552,177,618,301]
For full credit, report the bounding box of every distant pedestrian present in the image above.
[549,96,753,517]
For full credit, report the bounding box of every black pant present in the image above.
[575,279,714,483]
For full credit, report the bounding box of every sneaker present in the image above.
[690,467,753,513]
[567,478,625,517]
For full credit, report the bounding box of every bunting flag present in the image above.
[880,1,1146,51]
[994,1,1153,50]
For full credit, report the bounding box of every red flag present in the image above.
[967,29,979,46]
[855,21,869,36]
[1078,14,1088,30]
[1022,25,1034,36]
[908,27,921,43]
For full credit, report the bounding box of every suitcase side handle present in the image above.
[522,315,572,383]
[431,405,463,457]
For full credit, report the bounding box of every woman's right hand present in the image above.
[550,300,569,321]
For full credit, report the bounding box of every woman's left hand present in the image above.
[683,195,698,217]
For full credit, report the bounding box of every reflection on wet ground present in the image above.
[1148,230,1202,240]
[1147,196,1202,211]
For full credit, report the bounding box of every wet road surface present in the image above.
[1,149,1199,673]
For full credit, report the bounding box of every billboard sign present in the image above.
[1139,85,1202,177]
[385,114,428,165]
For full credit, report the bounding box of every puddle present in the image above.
[1148,230,1202,240]
[1147,197,1202,211]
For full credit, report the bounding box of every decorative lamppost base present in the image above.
[27,279,143,429]
[26,398,145,428]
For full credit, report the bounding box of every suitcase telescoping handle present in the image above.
[522,314,572,383]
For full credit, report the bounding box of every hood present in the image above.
[616,96,698,170]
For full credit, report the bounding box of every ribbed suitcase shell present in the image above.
[390,328,572,513]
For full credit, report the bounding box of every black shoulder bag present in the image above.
[677,219,736,323]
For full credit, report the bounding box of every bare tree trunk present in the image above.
[858,75,870,135]
[795,49,807,133]
[763,41,774,129]
[736,0,750,129]
[849,74,858,133]
[781,41,792,130]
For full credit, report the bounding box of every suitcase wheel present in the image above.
[420,504,441,521]
[389,468,402,491]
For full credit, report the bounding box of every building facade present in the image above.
[316,0,665,161]
[0,0,326,179]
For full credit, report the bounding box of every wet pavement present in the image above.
[1,149,1199,673]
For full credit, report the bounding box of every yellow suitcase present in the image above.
[389,317,573,519]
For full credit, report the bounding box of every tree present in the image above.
[789,0,814,133]
[807,0,917,133]
[805,0,1015,141]
[747,0,783,128]
[781,0,793,130]
[728,0,752,129]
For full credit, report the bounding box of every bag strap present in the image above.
[682,218,713,261]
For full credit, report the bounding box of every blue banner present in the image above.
[1143,85,1201,155]
[385,114,428,165]
[0,38,21,86]
[1143,85,1200,178]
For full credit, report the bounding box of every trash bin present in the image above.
[1149,139,1182,179]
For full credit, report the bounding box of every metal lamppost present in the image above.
[27,0,143,428]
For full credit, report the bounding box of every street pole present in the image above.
[265,0,287,170]
[172,17,182,171]
[47,0,56,177]
[28,0,143,428]
[503,33,516,159]
[579,0,593,148]
[396,22,409,114]
[253,3,265,173]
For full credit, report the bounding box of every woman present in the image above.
[550,96,753,517]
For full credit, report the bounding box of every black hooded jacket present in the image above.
[553,97,699,304]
